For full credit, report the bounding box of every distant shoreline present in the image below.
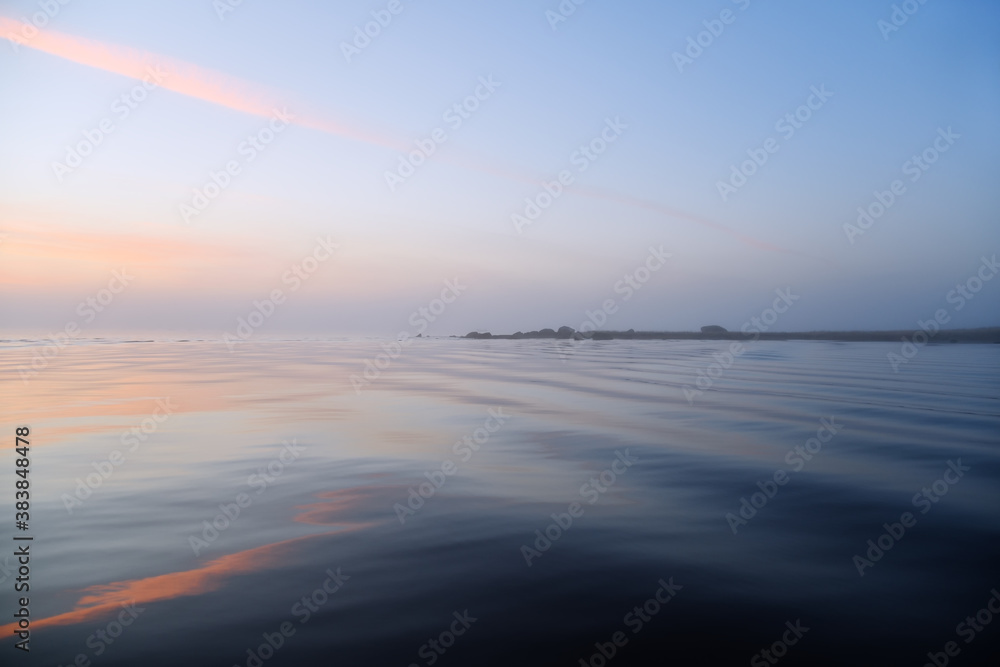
[455,327,1000,343]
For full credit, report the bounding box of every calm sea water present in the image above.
[1,339,998,666]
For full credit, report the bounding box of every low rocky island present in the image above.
[459,326,1000,343]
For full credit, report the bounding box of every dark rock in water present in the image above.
[622,328,635,339]
[512,331,524,339]
[701,325,728,335]
[593,331,614,340]
[537,328,557,338]
[556,326,575,339]
[464,331,492,339]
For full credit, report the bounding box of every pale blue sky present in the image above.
[1,0,998,335]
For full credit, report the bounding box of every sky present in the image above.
[1,0,998,337]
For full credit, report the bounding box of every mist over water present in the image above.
[1,338,997,665]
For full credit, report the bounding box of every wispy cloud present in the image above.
[0,17,799,255]
[0,16,401,150]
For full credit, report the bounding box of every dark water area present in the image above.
[1,339,998,666]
